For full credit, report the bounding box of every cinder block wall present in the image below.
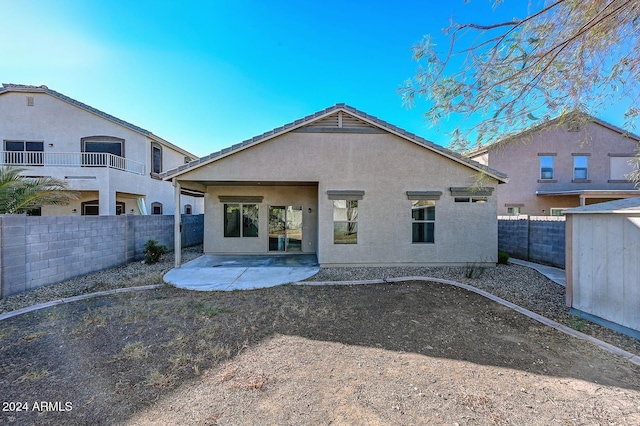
[498,216,565,268]
[0,214,203,298]
[497,217,528,260]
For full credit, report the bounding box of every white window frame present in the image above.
[540,155,554,180]
[333,200,358,244]
[224,203,259,238]
[573,155,589,180]
[411,199,435,244]
[506,207,521,216]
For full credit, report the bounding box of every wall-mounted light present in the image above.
[48,143,54,147]
[72,208,77,213]
[308,207,312,214]
[130,209,134,213]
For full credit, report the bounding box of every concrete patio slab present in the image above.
[163,254,320,291]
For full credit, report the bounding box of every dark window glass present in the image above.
[84,141,122,156]
[224,204,241,237]
[152,145,162,174]
[5,141,25,151]
[412,222,435,243]
[25,141,44,152]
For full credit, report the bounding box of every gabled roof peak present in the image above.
[0,83,197,159]
[162,103,508,183]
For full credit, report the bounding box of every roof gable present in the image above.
[162,104,507,183]
[0,83,197,159]
[469,111,640,157]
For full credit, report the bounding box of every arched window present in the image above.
[81,136,124,156]
[81,200,126,215]
[151,202,163,215]
[151,142,163,175]
[184,204,192,215]
[81,136,124,166]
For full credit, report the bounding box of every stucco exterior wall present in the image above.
[180,131,500,266]
[474,122,638,215]
[567,213,640,332]
[0,91,201,215]
[204,185,318,254]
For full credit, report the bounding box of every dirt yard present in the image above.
[1,281,639,425]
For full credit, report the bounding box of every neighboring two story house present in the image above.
[468,113,640,216]
[0,84,203,216]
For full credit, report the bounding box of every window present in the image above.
[151,142,162,174]
[550,208,566,216]
[540,156,554,180]
[333,200,358,244]
[81,136,124,166]
[151,202,163,215]
[4,140,44,165]
[81,200,125,215]
[609,155,636,181]
[184,204,192,215]
[224,204,258,237]
[507,207,521,216]
[573,155,588,180]
[454,197,488,203]
[411,200,435,243]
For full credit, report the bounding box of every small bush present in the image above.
[464,263,485,279]
[498,251,510,265]
[144,240,168,264]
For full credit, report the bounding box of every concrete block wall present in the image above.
[182,214,205,248]
[498,215,565,268]
[0,214,204,298]
[528,217,565,267]
[497,216,528,260]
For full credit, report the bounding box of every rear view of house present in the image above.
[0,84,203,216]
[163,104,507,267]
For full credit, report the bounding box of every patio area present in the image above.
[163,254,320,291]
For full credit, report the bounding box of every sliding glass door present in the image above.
[268,206,302,252]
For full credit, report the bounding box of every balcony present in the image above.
[1,151,145,175]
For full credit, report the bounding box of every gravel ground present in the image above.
[0,245,203,315]
[1,249,638,358]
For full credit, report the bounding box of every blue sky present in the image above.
[1,0,629,157]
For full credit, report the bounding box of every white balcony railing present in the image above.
[1,151,145,175]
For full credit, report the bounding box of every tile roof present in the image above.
[161,103,508,182]
[0,83,197,158]
[468,111,640,157]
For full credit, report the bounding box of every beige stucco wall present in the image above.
[179,131,500,266]
[472,122,638,215]
[568,213,640,332]
[0,91,201,215]
[204,185,318,254]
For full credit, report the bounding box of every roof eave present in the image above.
[162,103,509,183]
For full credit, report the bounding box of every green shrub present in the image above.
[497,251,510,265]
[464,263,485,279]
[143,240,168,264]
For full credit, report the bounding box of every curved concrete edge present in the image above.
[0,285,163,322]
[296,276,640,367]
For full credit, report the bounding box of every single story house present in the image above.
[162,104,508,267]
[565,197,640,337]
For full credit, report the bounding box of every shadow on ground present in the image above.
[1,281,638,424]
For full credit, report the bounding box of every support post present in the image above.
[173,179,182,268]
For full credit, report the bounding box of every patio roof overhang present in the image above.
[172,179,318,193]
[536,189,640,206]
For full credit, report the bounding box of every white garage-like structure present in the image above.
[565,197,640,338]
